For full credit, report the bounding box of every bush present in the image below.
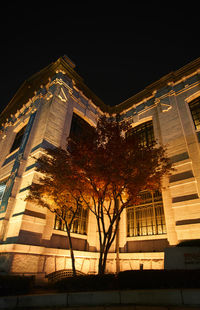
[0,275,34,296]
[54,270,200,292]
[54,274,117,292]
[117,270,200,289]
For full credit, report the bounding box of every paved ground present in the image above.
[1,289,200,309]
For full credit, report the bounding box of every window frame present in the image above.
[9,125,27,154]
[69,113,94,141]
[54,207,88,236]
[188,97,200,131]
[126,190,166,238]
[0,178,8,201]
[127,120,155,147]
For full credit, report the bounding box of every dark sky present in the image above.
[1,3,199,114]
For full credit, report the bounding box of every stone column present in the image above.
[155,95,178,245]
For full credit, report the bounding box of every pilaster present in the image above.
[155,96,178,245]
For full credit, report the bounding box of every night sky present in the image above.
[1,3,199,114]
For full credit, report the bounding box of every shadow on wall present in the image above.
[0,253,12,274]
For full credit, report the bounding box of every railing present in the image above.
[46,269,85,282]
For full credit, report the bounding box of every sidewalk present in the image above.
[1,289,200,309]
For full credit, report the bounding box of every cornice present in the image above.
[0,56,108,127]
[114,57,200,114]
[0,56,200,126]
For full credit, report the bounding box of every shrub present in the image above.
[53,270,200,292]
[0,275,34,296]
[54,274,117,292]
[117,270,200,289]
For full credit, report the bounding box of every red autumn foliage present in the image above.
[27,115,172,275]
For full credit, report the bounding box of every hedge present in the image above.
[54,270,200,292]
[54,273,117,292]
[0,275,34,296]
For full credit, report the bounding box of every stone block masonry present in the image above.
[0,56,200,277]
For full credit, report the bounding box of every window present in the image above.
[70,113,93,141]
[127,120,154,147]
[127,190,166,237]
[10,126,27,153]
[189,97,200,131]
[54,207,88,235]
[0,179,7,200]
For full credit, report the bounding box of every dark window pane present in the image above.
[0,179,7,200]
[127,121,154,147]
[189,97,200,130]
[10,126,26,153]
[70,113,93,141]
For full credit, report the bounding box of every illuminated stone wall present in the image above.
[120,69,200,247]
[0,244,164,276]
[0,57,200,277]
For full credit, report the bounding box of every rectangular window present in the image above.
[70,113,94,141]
[0,179,7,200]
[127,120,154,147]
[189,97,200,131]
[10,125,27,153]
[54,207,88,235]
[127,190,166,237]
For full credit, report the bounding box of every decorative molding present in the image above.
[58,87,68,103]
[160,102,172,112]
[185,90,200,104]
[155,98,172,113]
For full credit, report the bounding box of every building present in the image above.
[0,55,200,280]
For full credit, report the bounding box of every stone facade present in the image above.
[0,56,200,278]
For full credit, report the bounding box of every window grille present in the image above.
[47,269,85,282]
[127,120,154,147]
[54,207,88,235]
[127,190,166,237]
[189,97,200,131]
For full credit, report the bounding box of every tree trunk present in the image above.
[101,251,108,274]
[66,224,76,277]
[96,200,123,275]
[98,252,103,274]
[115,198,120,273]
[98,238,110,274]
[98,241,106,274]
[98,216,121,275]
[115,223,120,273]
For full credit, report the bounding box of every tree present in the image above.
[26,148,84,277]
[66,116,172,274]
[27,115,172,275]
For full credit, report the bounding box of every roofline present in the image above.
[113,57,200,113]
[1,56,200,125]
[0,57,108,126]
